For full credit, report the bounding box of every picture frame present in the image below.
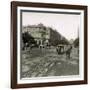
[11,1,88,89]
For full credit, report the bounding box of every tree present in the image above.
[22,32,36,46]
[73,38,79,47]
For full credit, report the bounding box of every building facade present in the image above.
[22,23,69,46]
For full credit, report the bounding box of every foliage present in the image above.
[22,32,36,45]
[73,38,79,47]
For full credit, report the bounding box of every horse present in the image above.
[66,46,72,59]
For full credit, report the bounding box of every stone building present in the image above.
[22,23,50,46]
[22,23,69,46]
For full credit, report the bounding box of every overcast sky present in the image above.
[22,11,80,40]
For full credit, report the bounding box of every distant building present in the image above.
[22,23,69,46]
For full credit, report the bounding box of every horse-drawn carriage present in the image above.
[56,44,72,58]
[56,44,64,54]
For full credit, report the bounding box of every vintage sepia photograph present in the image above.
[21,10,80,78]
[11,1,87,88]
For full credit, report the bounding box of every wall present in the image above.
[0,0,89,90]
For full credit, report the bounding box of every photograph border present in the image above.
[11,1,88,89]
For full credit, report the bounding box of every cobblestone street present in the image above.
[21,47,79,78]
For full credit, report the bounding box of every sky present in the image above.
[22,11,80,40]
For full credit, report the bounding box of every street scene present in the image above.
[21,23,79,78]
[21,11,80,78]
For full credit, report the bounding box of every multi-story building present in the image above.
[22,23,69,46]
[22,23,50,45]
